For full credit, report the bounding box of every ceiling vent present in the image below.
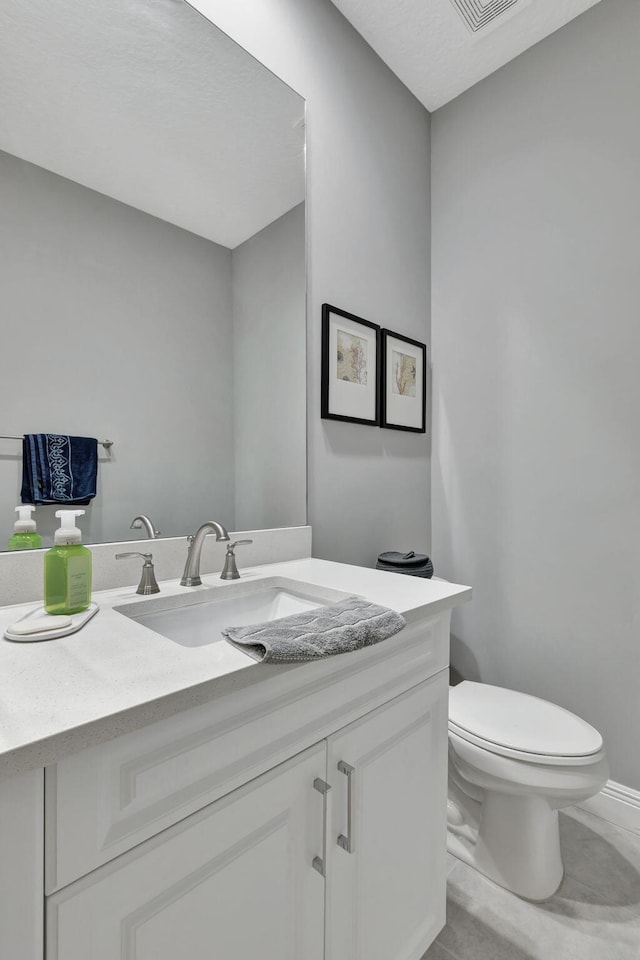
[449,0,527,34]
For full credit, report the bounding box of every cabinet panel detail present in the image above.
[120,814,289,960]
[47,744,327,960]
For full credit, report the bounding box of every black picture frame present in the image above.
[321,303,380,426]
[380,329,427,433]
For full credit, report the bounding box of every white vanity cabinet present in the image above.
[45,673,448,960]
[0,578,469,960]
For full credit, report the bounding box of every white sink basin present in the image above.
[115,577,350,649]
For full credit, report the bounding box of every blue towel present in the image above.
[21,434,98,505]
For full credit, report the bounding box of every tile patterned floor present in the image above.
[423,807,640,960]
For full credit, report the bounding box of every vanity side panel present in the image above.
[0,768,44,960]
[47,612,450,891]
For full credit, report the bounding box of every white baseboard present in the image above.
[577,780,640,836]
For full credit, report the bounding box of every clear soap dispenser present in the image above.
[44,510,92,615]
[7,505,43,550]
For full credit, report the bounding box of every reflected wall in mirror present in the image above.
[0,0,306,550]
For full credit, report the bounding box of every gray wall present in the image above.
[232,204,306,531]
[193,0,432,566]
[0,149,235,546]
[431,0,640,788]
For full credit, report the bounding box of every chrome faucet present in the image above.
[181,521,230,586]
[130,515,160,539]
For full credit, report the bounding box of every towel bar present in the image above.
[0,435,113,450]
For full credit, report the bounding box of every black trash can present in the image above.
[376,550,434,579]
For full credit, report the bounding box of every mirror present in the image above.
[0,0,306,550]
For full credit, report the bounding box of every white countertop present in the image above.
[0,558,470,780]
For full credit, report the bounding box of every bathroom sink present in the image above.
[115,577,348,649]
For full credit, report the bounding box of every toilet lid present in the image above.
[449,682,603,759]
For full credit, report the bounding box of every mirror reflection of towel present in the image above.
[21,434,98,505]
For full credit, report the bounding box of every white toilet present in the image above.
[447,681,608,900]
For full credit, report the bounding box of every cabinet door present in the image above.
[326,672,449,960]
[48,744,328,960]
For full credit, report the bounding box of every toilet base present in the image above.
[447,778,564,901]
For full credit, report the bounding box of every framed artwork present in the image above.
[380,329,427,433]
[321,304,380,426]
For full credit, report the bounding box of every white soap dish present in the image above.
[4,603,100,642]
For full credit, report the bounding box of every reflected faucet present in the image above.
[181,521,230,586]
[130,515,160,539]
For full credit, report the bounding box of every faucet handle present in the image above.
[115,552,160,595]
[220,540,253,581]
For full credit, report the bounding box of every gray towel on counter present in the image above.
[222,596,407,663]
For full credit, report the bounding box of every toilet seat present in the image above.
[449,682,605,766]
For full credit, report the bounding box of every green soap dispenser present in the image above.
[44,510,92,615]
[7,505,43,550]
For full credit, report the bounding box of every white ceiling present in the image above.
[329,0,602,110]
[0,0,305,248]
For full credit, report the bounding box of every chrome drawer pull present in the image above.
[337,761,356,855]
[312,777,332,877]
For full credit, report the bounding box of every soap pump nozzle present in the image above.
[54,509,85,545]
[14,505,37,532]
